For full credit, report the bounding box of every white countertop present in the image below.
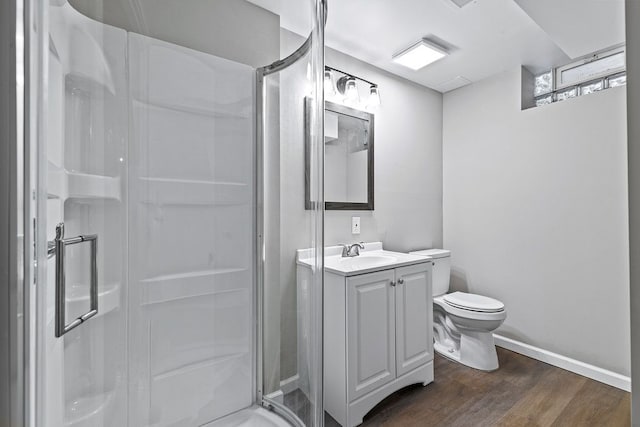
[296,242,432,277]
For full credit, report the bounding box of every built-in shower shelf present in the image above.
[47,170,121,201]
[138,177,249,206]
[68,172,120,200]
[133,96,252,120]
[64,387,117,427]
[153,351,247,382]
[140,268,250,305]
[47,168,65,199]
[66,282,120,319]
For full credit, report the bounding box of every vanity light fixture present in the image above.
[392,39,448,70]
[326,66,380,109]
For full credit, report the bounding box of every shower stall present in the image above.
[6,0,325,426]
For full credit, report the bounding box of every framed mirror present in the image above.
[305,98,374,210]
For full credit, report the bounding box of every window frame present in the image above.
[555,46,626,91]
[532,46,627,108]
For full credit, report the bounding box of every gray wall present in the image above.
[443,68,630,376]
[0,0,22,424]
[322,58,443,252]
[626,0,640,421]
[279,30,443,380]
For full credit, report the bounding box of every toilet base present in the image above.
[434,331,499,371]
[434,341,461,363]
[461,331,499,371]
[433,297,505,372]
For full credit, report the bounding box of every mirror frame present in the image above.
[305,97,375,210]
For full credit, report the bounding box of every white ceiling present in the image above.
[248,0,625,93]
[514,0,625,59]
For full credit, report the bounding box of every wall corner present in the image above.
[521,66,536,110]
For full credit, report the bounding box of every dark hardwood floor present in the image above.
[289,348,629,426]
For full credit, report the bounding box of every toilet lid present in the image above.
[410,248,451,259]
[443,292,504,313]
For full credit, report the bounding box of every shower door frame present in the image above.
[1,0,42,424]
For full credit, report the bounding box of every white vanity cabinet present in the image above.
[324,261,434,426]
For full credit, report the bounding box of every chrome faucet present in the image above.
[341,242,365,257]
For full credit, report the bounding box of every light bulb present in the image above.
[344,77,359,107]
[367,85,381,109]
[324,69,336,98]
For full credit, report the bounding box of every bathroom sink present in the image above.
[298,242,433,276]
[334,254,398,270]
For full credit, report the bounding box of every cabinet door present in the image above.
[347,270,396,401]
[395,263,432,377]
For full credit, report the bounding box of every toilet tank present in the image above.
[409,249,451,297]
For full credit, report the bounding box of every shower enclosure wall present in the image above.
[16,0,325,426]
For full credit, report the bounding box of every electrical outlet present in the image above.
[352,217,361,235]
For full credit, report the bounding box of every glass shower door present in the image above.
[41,3,257,424]
[33,0,326,426]
[259,1,325,426]
[39,2,129,426]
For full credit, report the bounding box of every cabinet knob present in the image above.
[398,279,404,285]
[390,281,396,287]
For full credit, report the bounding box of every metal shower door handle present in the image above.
[49,223,99,337]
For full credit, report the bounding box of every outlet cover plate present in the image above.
[352,217,361,235]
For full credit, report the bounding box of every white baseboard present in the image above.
[494,334,631,392]
[279,374,299,395]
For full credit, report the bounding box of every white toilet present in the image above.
[410,249,507,371]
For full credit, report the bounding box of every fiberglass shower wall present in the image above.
[44,3,254,425]
[127,34,255,425]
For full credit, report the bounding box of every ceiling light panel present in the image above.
[392,39,448,71]
[449,0,474,8]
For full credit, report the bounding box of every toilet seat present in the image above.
[443,292,504,313]
[434,294,506,322]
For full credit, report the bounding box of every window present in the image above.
[532,46,626,108]
[609,73,627,88]
[534,71,553,97]
[579,80,603,96]
[556,87,577,102]
[535,95,553,107]
[556,49,625,89]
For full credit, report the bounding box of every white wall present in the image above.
[443,68,630,376]
[279,30,443,380]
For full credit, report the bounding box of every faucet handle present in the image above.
[339,244,349,257]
